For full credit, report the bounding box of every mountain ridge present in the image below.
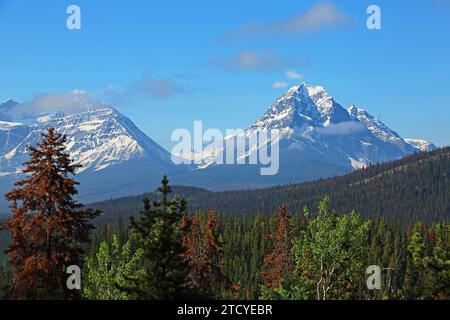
[197,82,435,178]
[0,82,437,207]
[0,104,177,174]
[0,102,186,208]
[89,146,450,225]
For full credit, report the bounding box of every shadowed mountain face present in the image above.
[0,83,435,212]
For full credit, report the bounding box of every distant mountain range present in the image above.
[90,147,450,225]
[0,83,436,212]
[0,100,185,208]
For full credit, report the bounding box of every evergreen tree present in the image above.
[407,223,450,299]
[261,205,295,290]
[183,214,203,296]
[121,176,191,299]
[83,234,145,300]
[405,222,427,298]
[0,261,11,298]
[0,128,99,299]
[426,224,450,299]
[184,210,228,298]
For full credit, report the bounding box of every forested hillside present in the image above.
[1,135,448,300]
[90,147,450,225]
[83,200,449,300]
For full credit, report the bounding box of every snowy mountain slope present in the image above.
[0,103,173,174]
[404,138,436,152]
[197,83,434,175]
[0,120,30,156]
[0,101,187,206]
[251,84,352,131]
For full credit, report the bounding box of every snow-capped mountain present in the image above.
[403,139,436,152]
[186,83,435,190]
[0,83,437,207]
[0,102,172,174]
[249,83,435,165]
[0,101,185,205]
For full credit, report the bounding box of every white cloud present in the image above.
[286,70,303,80]
[315,121,366,135]
[12,90,94,115]
[133,74,195,100]
[272,81,288,88]
[222,2,349,41]
[208,49,305,72]
[6,72,199,116]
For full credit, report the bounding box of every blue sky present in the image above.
[0,0,449,148]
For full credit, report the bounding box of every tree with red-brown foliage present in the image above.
[0,128,100,300]
[183,215,203,293]
[261,204,295,290]
[183,210,229,298]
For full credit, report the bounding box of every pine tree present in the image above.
[184,210,228,298]
[405,222,426,298]
[427,223,450,299]
[0,261,11,298]
[183,214,204,295]
[83,234,145,300]
[407,223,450,299]
[261,205,294,290]
[204,210,228,295]
[0,128,100,299]
[121,176,191,299]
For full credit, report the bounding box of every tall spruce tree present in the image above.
[0,128,99,299]
[183,214,203,296]
[122,176,191,299]
[202,210,228,297]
